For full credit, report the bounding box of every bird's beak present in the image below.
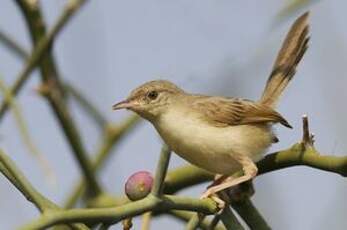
[112,99,134,110]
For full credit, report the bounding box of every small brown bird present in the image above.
[113,12,309,206]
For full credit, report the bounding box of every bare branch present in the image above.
[0,29,29,58]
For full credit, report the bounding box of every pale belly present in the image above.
[154,111,273,175]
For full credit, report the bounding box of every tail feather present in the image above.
[260,12,310,107]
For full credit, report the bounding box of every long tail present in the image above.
[260,12,310,108]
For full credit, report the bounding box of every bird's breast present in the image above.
[153,108,273,174]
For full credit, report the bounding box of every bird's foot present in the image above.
[200,191,225,211]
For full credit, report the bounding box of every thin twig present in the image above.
[151,144,171,197]
[0,29,29,58]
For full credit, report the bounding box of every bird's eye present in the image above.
[147,90,158,100]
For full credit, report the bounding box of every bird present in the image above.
[113,12,309,207]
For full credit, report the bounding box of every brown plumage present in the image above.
[191,96,292,128]
[260,12,309,107]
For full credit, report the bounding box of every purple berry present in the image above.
[125,171,153,201]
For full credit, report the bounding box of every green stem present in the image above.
[220,207,244,230]
[151,145,171,196]
[21,195,217,230]
[232,199,271,230]
[258,143,347,176]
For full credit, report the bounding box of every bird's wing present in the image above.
[191,96,292,128]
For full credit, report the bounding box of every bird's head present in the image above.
[113,80,185,121]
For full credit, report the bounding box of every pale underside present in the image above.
[154,100,275,175]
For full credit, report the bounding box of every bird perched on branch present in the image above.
[113,12,310,207]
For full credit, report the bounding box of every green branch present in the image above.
[220,207,244,230]
[231,199,271,230]
[151,145,171,196]
[21,195,218,230]
[258,143,347,176]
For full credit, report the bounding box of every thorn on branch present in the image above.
[302,114,314,148]
[122,218,133,230]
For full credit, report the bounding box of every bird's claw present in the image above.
[200,192,225,211]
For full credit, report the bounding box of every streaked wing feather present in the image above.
[192,96,292,128]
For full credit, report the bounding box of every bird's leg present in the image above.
[207,174,229,189]
[201,154,257,199]
[200,174,230,210]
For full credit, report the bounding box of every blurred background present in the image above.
[1,0,347,229]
